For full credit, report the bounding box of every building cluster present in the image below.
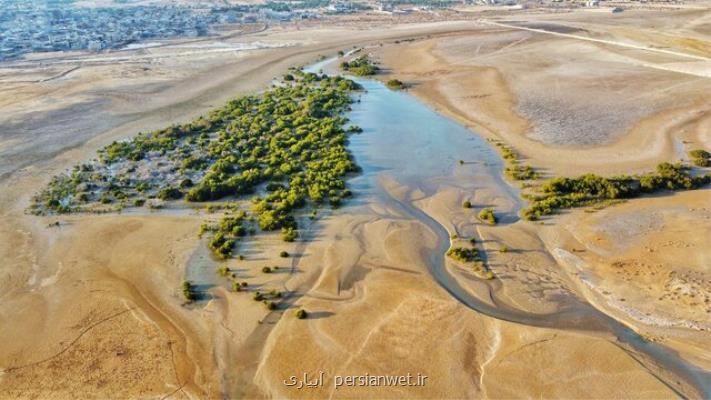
[0,1,242,61]
[0,0,385,61]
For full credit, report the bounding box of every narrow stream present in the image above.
[337,71,709,397]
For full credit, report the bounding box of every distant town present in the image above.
[0,0,670,62]
[0,0,373,61]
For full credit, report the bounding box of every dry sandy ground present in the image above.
[375,10,711,175]
[1,8,710,399]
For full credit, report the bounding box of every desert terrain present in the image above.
[1,4,710,399]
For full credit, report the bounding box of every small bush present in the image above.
[689,149,710,167]
[281,227,298,242]
[478,208,497,225]
[386,79,406,90]
[217,265,230,276]
[463,200,472,209]
[446,247,481,263]
[689,149,710,160]
[262,266,272,274]
[295,309,308,319]
[340,55,379,76]
[279,251,289,258]
[181,280,196,302]
[692,157,710,167]
[158,186,182,200]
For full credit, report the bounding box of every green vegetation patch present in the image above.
[386,79,406,90]
[340,55,379,76]
[181,280,196,302]
[478,208,497,225]
[446,247,481,263]
[522,162,711,220]
[30,70,364,264]
[689,149,710,167]
[494,141,540,181]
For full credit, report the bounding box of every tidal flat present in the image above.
[1,7,710,399]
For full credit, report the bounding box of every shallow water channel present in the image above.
[339,70,710,397]
[199,59,711,397]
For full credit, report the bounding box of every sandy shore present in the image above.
[373,12,711,176]
[370,7,711,393]
[1,9,710,399]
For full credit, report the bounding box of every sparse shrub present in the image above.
[262,266,272,274]
[689,149,710,160]
[386,79,406,90]
[446,247,481,263]
[340,55,379,76]
[281,227,298,242]
[295,309,308,319]
[689,149,710,167]
[478,208,497,225]
[279,251,289,258]
[181,280,196,302]
[158,186,182,200]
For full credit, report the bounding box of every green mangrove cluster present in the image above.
[495,141,540,181]
[521,162,711,220]
[386,79,406,90]
[446,245,495,280]
[340,55,379,76]
[31,69,364,261]
[689,149,710,167]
